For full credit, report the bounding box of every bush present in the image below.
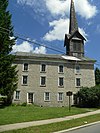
[76,85,100,108]
[21,102,27,106]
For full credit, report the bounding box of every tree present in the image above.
[76,86,100,108]
[0,0,18,105]
[95,67,100,85]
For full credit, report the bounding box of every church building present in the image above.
[13,0,95,106]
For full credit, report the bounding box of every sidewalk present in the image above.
[0,109,100,132]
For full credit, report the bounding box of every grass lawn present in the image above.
[1,113,100,133]
[0,105,96,125]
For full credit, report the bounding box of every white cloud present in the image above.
[9,36,15,40]
[33,46,47,54]
[43,18,69,41]
[45,0,70,16]
[45,0,97,19]
[43,18,87,41]
[43,0,96,41]
[17,0,97,20]
[75,0,97,19]
[17,0,97,42]
[79,28,88,39]
[12,41,46,54]
[13,41,33,53]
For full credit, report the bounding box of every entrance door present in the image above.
[27,93,34,104]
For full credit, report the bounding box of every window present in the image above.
[73,53,78,57]
[15,91,20,100]
[58,92,63,101]
[22,76,28,85]
[75,65,80,73]
[23,63,28,71]
[44,92,50,101]
[59,77,64,87]
[72,40,81,51]
[76,78,81,87]
[41,64,46,72]
[40,77,46,86]
[59,65,63,73]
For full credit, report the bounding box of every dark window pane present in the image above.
[24,63,28,71]
[28,93,33,103]
[15,91,20,99]
[76,78,80,86]
[41,64,46,72]
[59,77,64,86]
[23,76,28,84]
[41,77,46,85]
[59,65,63,73]
[76,66,80,73]
[58,93,63,101]
[45,92,50,101]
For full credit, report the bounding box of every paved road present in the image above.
[64,122,100,133]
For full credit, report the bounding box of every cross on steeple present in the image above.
[69,0,78,34]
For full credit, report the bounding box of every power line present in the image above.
[0,26,100,68]
[14,32,65,54]
[0,26,65,54]
[17,36,65,54]
[14,31,65,54]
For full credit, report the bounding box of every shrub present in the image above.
[76,85,100,108]
[21,102,27,106]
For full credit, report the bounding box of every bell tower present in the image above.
[64,0,86,58]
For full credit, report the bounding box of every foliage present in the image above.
[0,0,18,105]
[21,102,27,106]
[95,67,100,85]
[76,85,100,107]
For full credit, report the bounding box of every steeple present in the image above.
[69,0,78,34]
[64,0,86,58]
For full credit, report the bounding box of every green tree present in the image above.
[0,0,18,105]
[76,85,100,108]
[95,67,100,85]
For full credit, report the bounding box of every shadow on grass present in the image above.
[0,104,6,109]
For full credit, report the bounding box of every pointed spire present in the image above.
[69,0,78,34]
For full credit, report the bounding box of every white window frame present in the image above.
[76,78,81,87]
[73,53,78,57]
[40,76,46,86]
[27,92,34,104]
[40,63,46,72]
[15,91,20,100]
[58,77,64,87]
[75,65,80,74]
[58,65,64,73]
[22,75,28,85]
[23,63,29,71]
[57,92,63,101]
[44,92,50,101]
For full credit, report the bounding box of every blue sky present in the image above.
[8,0,100,68]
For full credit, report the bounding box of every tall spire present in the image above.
[69,0,78,34]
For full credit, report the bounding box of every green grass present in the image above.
[1,113,100,133]
[0,105,95,125]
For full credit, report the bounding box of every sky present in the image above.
[8,0,100,68]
